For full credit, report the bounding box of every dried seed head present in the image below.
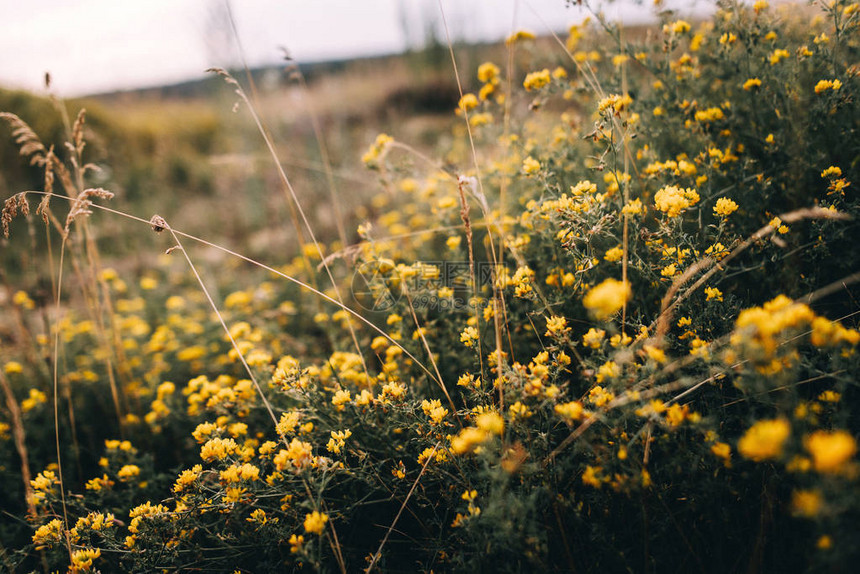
[0,113,46,166]
[72,109,87,156]
[2,193,31,238]
[150,215,167,233]
[64,188,114,236]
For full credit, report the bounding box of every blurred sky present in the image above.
[0,0,709,97]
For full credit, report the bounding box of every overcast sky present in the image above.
[0,0,707,97]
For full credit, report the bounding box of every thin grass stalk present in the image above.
[211,70,374,393]
[0,369,36,517]
[401,285,459,422]
[291,65,349,248]
[456,177,485,384]
[51,237,72,562]
[438,0,514,407]
[217,10,373,389]
[366,442,440,573]
[160,219,280,429]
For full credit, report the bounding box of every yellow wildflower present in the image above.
[458,93,479,111]
[326,429,353,454]
[522,156,541,175]
[477,62,500,83]
[460,326,479,347]
[654,185,700,217]
[791,489,822,518]
[70,547,101,571]
[743,78,762,91]
[506,30,535,45]
[737,419,790,461]
[582,327,605,349]
[545,315,569,337]
[814,79,842,94]
[713,197,739,217]
[604,246,624,262]
[450,427,488,455]
[583,278,631,319]
[4,361,23,374]
[769,48,790,65]
[582,465,604,488]
[303,511,329,535]
[32,518,64,548]
[555,401,585,421]
[523,69,551,91]
[331,389,351,411]
[117,464,141,482]
[705,287,723,302]
[805,430,857,474]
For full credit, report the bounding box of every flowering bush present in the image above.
[1,1,859,572]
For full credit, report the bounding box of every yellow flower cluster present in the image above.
[805,430,857,474]
[32,518,64,549]
[555,401,585,422]
[361,133,393,166]
[654,185,700,217]
[522,156,541,175]
[523,69,551,91]
[663,20,691,35]
[303,511,329,534]
[738,418,790,461]
[510,266,535,297]
[582,327,605,348]
[583,278,631,319]
[733,295,859,359]
[814,79,842,94]
[458,93,478,112]
[644,158,698,177]
[597,93,633,115]
[694,107,725,122]
[127,501,167,545]
[743,78,762,91]
[769,48,790,65]
[4,360,24,374]
[450,426,490,455]
[117,464,141,482]
[544,315,569,337]
[173,464,202,492]
[70,547,101,572]
[478,61,500,84]
[713,197,739,217]
[604,245,624,262]
[705,287,723,302]
[326,429,353,454]
[506,30,535,45]
[200,437,240,461]
[219,462,260,483]
[331,388,352,410]
[273,438,314,471]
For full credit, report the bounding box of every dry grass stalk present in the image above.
[365,442,441,573]
[2,193,30,237]
[71,109,86,158]
[457,175,485,375]
[652,206,852,332]
[0,369,36,517]
[0,112,46,165]
[63,188,114,237]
